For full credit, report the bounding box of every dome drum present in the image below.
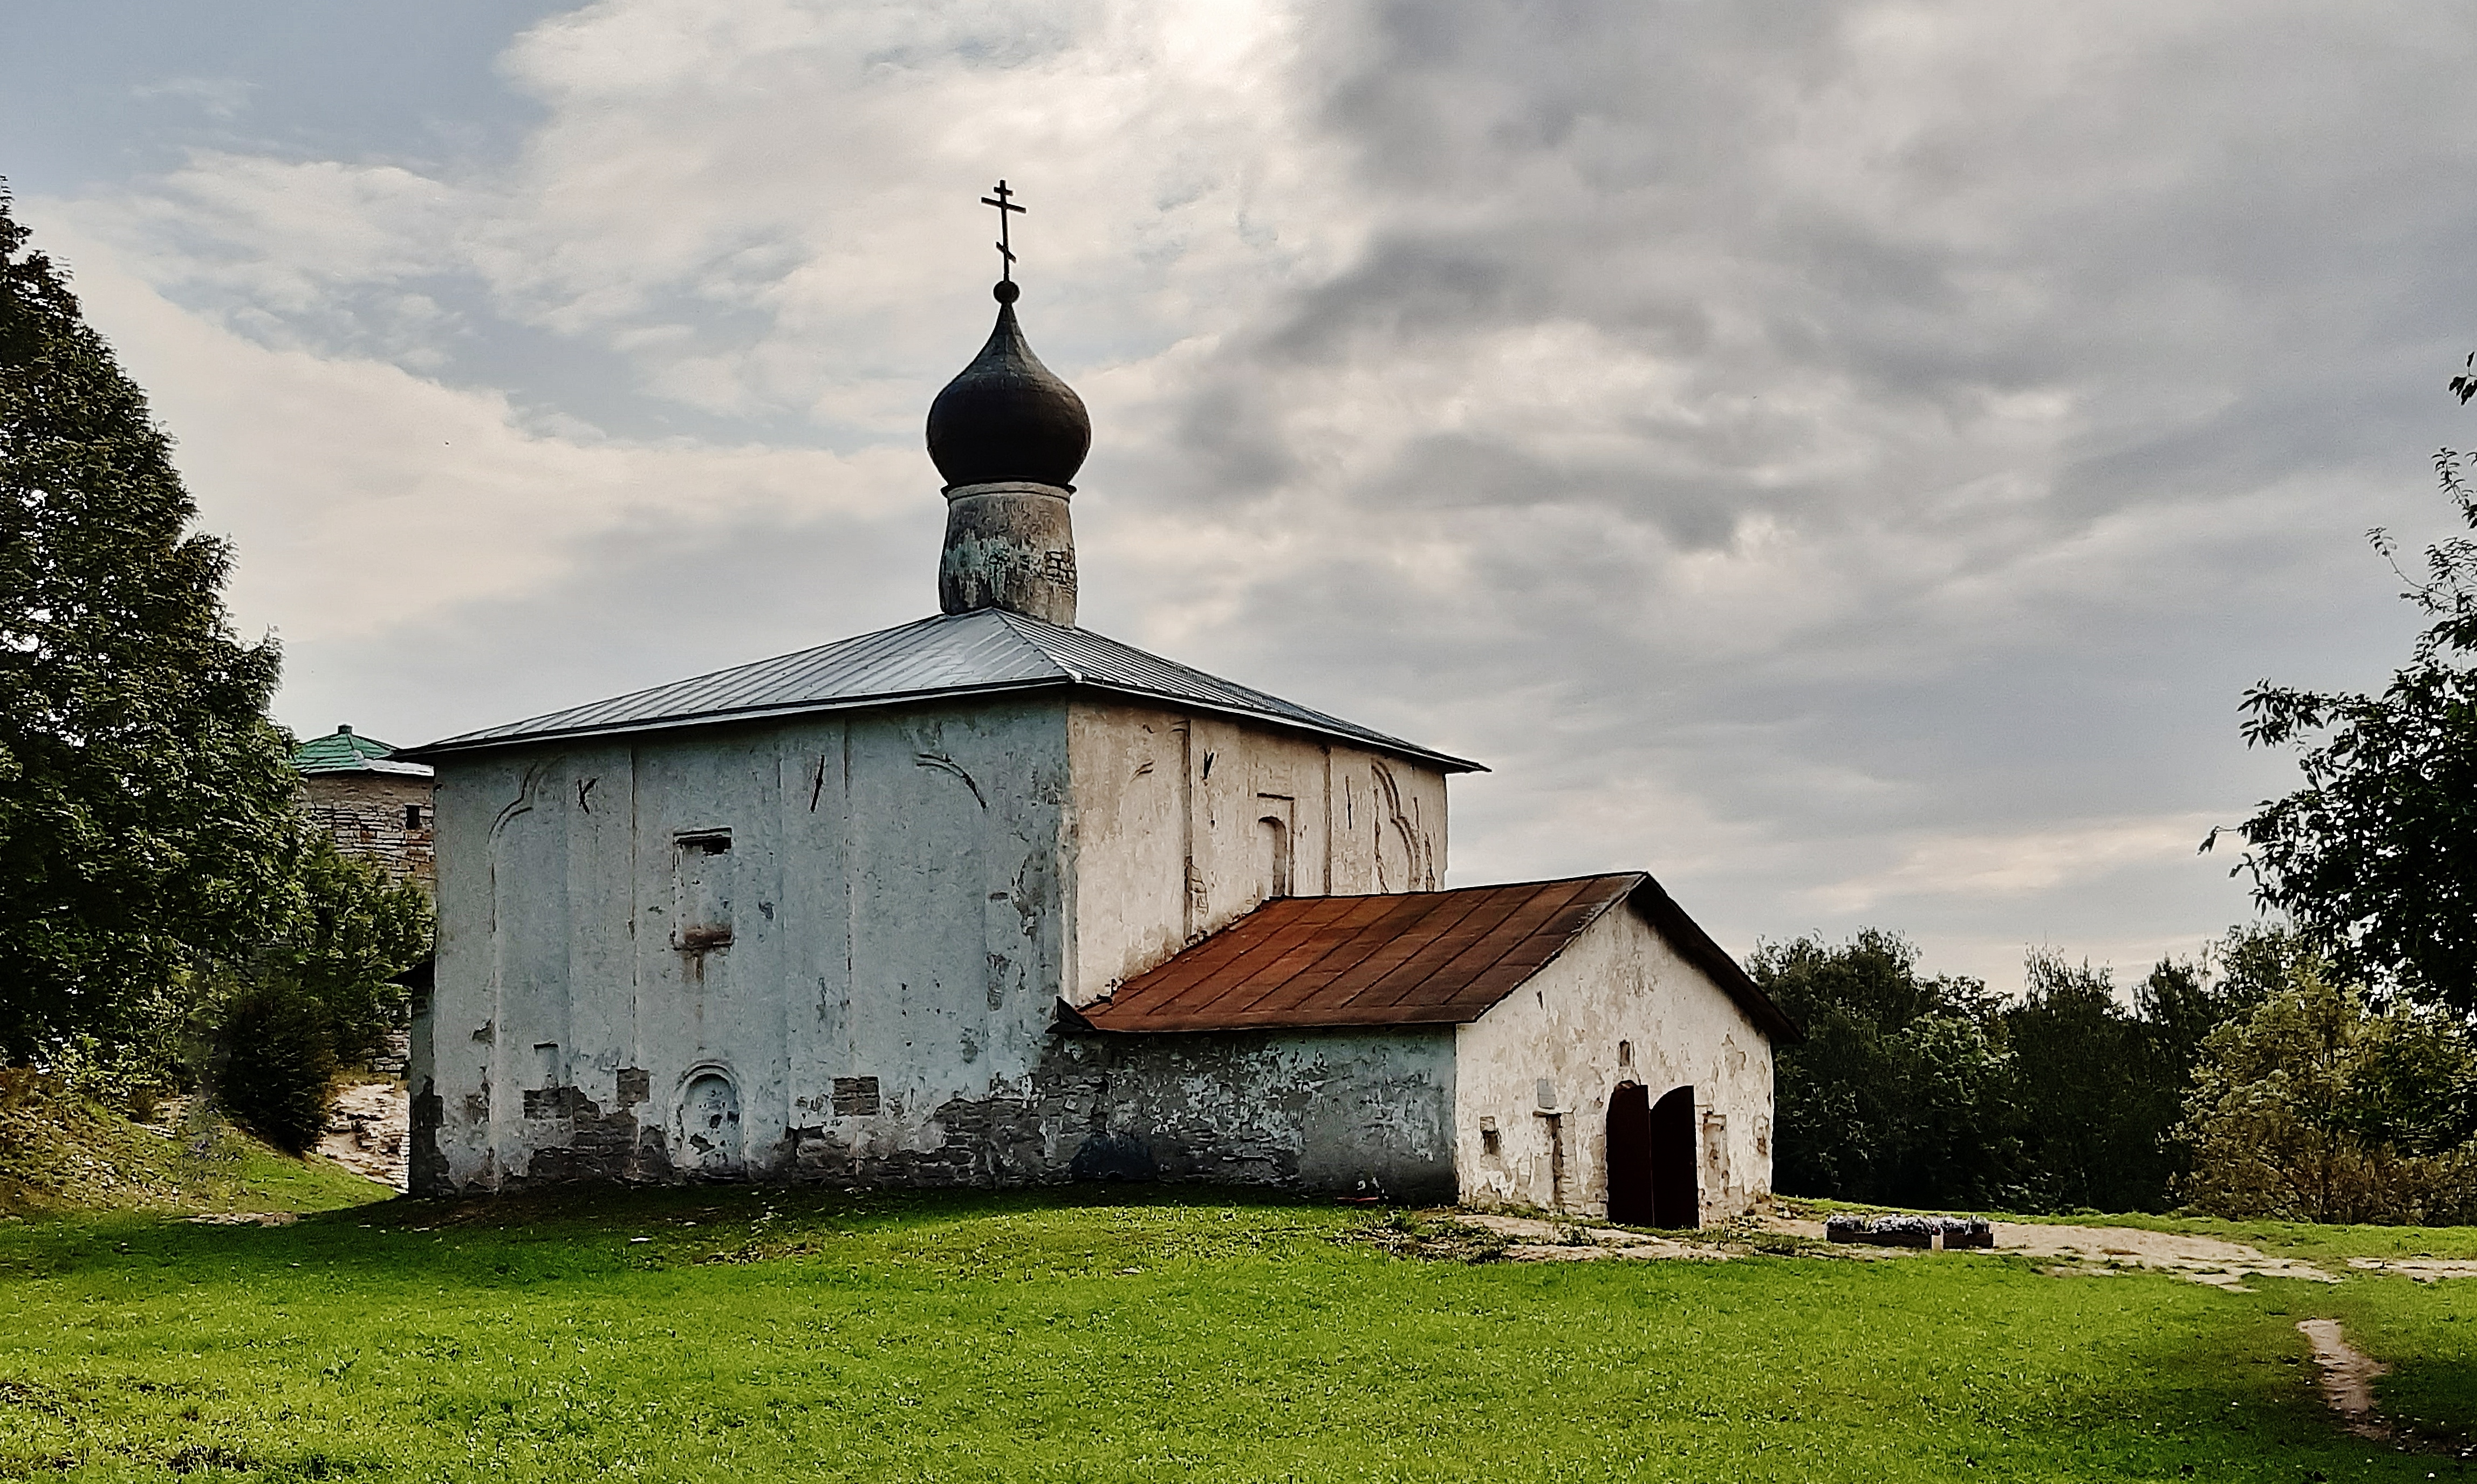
[939,480,1076,626]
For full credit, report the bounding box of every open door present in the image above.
[1649,1084,1698,1228]
[1605,1082,1653,1224]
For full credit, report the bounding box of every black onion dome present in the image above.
[926,288,1091,490]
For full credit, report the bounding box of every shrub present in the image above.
[214,983,338,1154]
[2179,962,2477,1225]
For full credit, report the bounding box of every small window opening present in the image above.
[1480,1117,1502,1157]
[675,830,734,950]
[405,803,423,830]
[1618,1040,1633,1068]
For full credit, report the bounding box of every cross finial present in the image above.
[980,180,1027,293]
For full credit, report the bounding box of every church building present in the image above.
[404,227,1797,1223]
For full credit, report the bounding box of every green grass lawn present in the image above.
[0,1089,389,1220]
[2,1187,2471,1482]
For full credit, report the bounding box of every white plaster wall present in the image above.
[419,698,1073,1192]
[1043,1027,1458,1200]
[1064,699,1450,1006]
[1453,901,1775,1224]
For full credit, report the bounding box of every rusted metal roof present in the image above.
[1064,872,1800,1041]
[406,608,1481,772]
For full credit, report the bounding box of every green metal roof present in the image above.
[292,725,435,778]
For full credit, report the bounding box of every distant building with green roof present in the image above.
[291,724,436,891]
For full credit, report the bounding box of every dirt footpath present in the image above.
[1749,1212,2339,1290]
[317,1080,408,1191]
[1449,1208,2423,1293]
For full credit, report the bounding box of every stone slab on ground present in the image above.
[1455,1212,1736,1262]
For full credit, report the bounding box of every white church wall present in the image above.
[414,697,1076,1194]
[1453,902,1775,1223]
[413,690,1473,1198]
[1064,699,1450,1007]
[1038,1028,1458,1200]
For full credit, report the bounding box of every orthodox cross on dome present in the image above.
[980,179,1026,297]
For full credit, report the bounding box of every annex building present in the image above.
[403,250,1796,1224]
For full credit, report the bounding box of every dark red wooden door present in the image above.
[1605,1082,1653,1224]
[1650,1085,1698,1228]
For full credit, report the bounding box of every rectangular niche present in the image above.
[674,829,734,950]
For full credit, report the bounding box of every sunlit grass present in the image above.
[0,1090,389,1220]
[3,1186,2471,1481]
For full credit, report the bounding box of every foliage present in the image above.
[1758,931,2268,1214]
[2004,951,2168,1212]
[0,186,433,1119]
[213,981,343,1155]
[2213,413,2477,1011]
[1,1188,2468,1482]
[2180,957,2477,1225]
[1753,930,2024,1209]
[186,836,429,1149]
[0,184,300,1070]
[256,833,433,1070]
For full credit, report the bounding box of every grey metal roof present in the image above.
[406,608,1483,771]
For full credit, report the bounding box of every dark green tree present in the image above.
[0,186,430,1111]
[2001,953,2153,1211]
[258,834,432,1069]
[2213,383,2477,1011]
[1751,930,2024,1209]
[1760,931,2267,1215]
[0,183,308,1070]
[214,980,341,1154]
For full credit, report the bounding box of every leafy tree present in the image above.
[1753,930,2024,1209]
[1761,931,2267,1215]
[260,835,432,1069]
[1996,946,2266,1213]
[0,186,431,1111]
[2212,386,2477,1011]
[0,183,304,1071]
[2002,953,2158,1212]
[2180,959,2477,1225]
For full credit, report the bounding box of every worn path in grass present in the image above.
[2,1188,2472,1483]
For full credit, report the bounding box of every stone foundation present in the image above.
[410,1025,1456,1202]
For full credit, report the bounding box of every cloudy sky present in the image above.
[9,0,2473,988]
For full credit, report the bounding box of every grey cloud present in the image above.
[1088,0,2477,983]
[32,0,2477,988]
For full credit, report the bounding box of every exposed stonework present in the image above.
[415,1023,1453,1201]
[299,772,436,891]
